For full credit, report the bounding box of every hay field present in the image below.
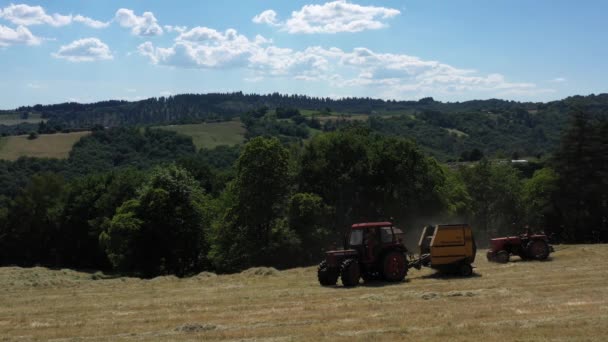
[0,245,607,341]
[155,121,245,150]
[0,131,90,160]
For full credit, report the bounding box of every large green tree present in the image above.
[460,160,523,237]
[100,165,212,276]
[209,137,291,272]
[552,111,608,242]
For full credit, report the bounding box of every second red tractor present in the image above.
[486,229,554,263]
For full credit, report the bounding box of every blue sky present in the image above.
[0,0,606,109]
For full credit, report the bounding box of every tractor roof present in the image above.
[351,221,393,229]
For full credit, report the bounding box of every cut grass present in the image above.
[0,244,606,341]
[0,131,90,160]
[155,121,245,150]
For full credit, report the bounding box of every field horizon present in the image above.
[1,244,606,341]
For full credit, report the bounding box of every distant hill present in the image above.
[4,92,608,160]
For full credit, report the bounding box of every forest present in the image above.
[3,92,608,160]
[0,95,606,278]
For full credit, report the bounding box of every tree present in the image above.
[4,173,66,265]
[100,165,212,276]
[460,160,523,237]
[288,193,334,264]
[552,110,608,242]
[297,127,449,238]
[521,168,560,236]
[59,169,145,268]
[209,137,290,271]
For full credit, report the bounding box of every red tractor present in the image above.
[317,222,408,287]
[486,229,554,263]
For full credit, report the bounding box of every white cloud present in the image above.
[115,8,163,36]
[253,1,400,34]
[73,15,110,29]
[164,25,187,33]
[0,3,71,26]
[0,24,41,46]
[0,3,108,29]
[550,77,566,83]
[138,26,546,99]
[252,10,279,26]
[52,38,113,62]
[139,27,272,69]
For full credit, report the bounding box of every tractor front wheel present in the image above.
[340,259,360,287]
[382,251,407,282]
[495,250,510,263]
[317,261,338,286]
[526,240,550,260]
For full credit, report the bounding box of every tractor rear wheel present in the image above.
[459,263,473,277]
[526,240,550,260]
[340,259,360,287]
[317,261,338,286]
[495,250,510,263]
[382,251,407,282]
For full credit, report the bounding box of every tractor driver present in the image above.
[364,228,378,261]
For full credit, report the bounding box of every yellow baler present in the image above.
[416,223,477,276]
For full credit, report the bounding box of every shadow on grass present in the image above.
[502,256,555,263]
[323,278,411,289]
[418,271,482,280]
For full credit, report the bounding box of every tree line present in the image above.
[0,110,606,277]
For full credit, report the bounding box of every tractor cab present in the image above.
[348,222,405,262]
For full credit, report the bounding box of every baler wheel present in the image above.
[495,250,510,263]
[340,259,360,287]
[382,251,407,282]
[459,263,473,277]
[526,240,550,260]
[317,261,338,286]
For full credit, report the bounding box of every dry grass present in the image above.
[0,131,90,160]
[155,121,245,150]
[0,245,607,341]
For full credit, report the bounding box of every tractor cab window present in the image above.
[349,230,363,246]
[380,227,394,243]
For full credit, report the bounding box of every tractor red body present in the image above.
[317,222,408,287]
[487,231,554,263]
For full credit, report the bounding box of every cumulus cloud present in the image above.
[139,27,274,69]
[0,24,41,46]
[138,26,545,98]
[0,3,109,28]
[164,25,187,33]
[115,8,163,36]
[0,3,71,26]
[253,0,400,34]
[252,10,279,26]
[73,15,110,29]
[52,38,113,62]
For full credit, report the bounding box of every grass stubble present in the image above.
[0,245,606,341]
